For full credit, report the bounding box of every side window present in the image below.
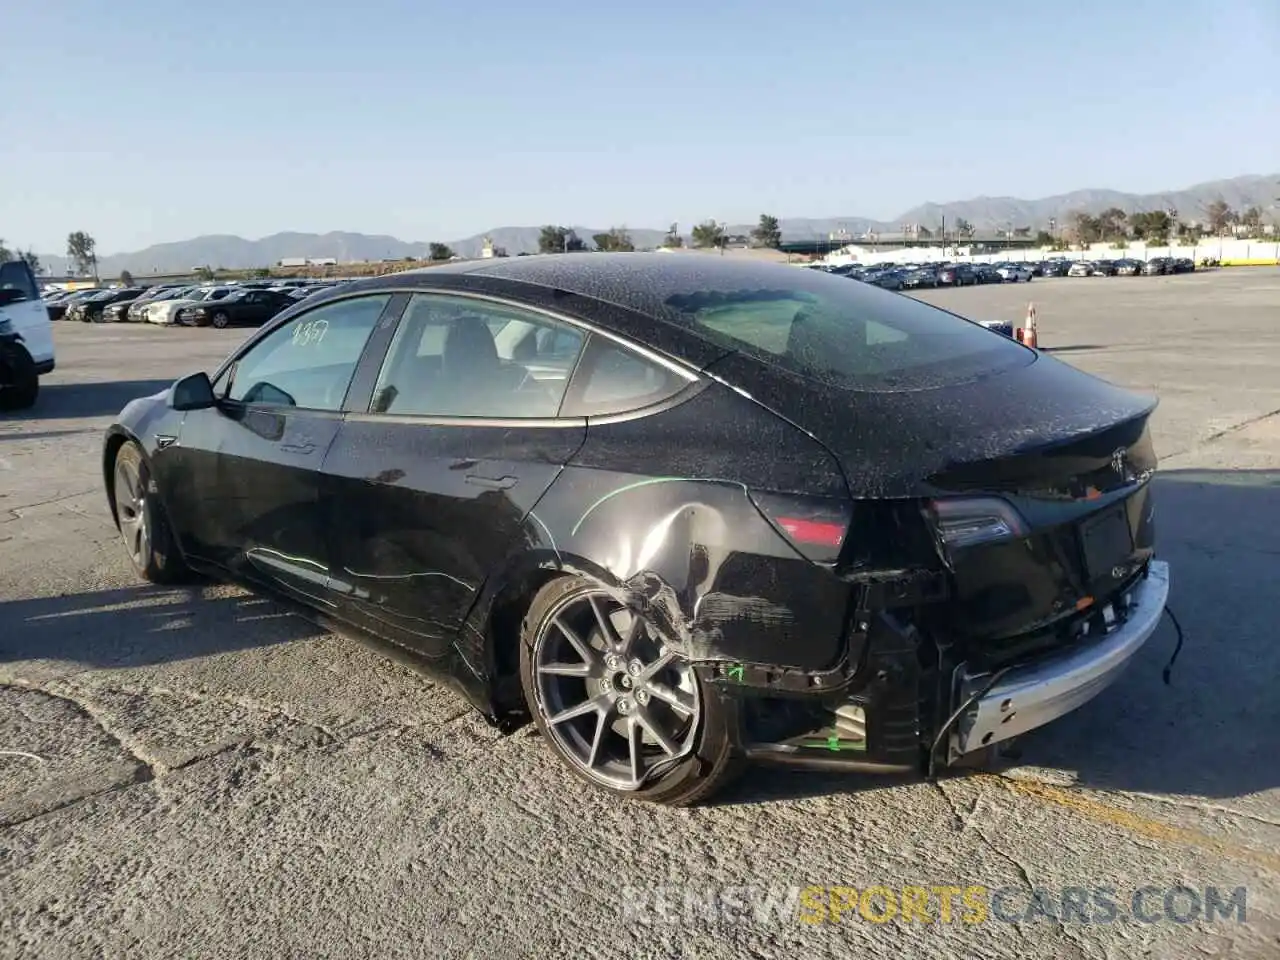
[371,294,586,418]
[223,295,390,411]
[560,338,691,417]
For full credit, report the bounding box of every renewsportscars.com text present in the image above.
[619,884,1248,927]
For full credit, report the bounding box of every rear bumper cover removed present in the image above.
[951,560,1170,758]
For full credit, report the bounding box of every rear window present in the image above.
[663,273,1030,392]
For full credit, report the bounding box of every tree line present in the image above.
[3,231,99,280]
[27,218,785,280]
[1054,200,1268,248]
[533,215,785,255]
[0,240,43,274]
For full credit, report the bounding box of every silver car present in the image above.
[996,263,1034,282]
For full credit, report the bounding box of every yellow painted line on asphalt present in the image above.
[977,774,1280,875]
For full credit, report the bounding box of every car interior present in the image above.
[371,297,583,418]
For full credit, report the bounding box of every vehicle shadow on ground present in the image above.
[720,468,1280,806]
[1040,344,1106,353]
[3,380,173,421]
[0,428,100,443]
[0,584,322,670]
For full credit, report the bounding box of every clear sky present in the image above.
[3,0,1277,255]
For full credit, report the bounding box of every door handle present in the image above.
[281,441,317,454]
[465,474,518,490]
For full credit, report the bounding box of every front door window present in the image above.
[221,294,393,410]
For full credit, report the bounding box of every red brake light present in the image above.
[775,517,845,548]
[750,491,853,564]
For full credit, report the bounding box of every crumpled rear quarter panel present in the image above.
[465,384,858,679]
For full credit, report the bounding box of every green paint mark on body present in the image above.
[798,738,868,752]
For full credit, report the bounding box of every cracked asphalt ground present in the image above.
[2,269,1278,959]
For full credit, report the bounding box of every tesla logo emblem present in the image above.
[1110,447,1129,478]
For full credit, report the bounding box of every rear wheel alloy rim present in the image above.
[533,589,701,791]
[114,459,150,565]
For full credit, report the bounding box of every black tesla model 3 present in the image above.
[103,254,1169,805]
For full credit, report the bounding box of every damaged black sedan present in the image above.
[102,255,1169,805]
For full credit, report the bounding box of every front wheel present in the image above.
[520,577,740,806]
[112,442,191,584]
[210,311,230,329]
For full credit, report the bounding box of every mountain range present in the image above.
[36,173,1279,275]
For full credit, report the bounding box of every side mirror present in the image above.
[168,371,217,411]
[0,288,28,307]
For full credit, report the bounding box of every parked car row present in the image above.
[44,279,349,328]
[813,255,1200,289]
[818,260,1040,291]
[1065,257,1198,277]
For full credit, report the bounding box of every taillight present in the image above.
[749,491,852,564]
[928,496,1028,550]
[775,517,845,548]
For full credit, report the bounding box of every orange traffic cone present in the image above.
[1021,303,1038,348]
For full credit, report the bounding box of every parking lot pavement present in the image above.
[2,274,1279,959]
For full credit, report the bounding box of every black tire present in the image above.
[0,341,39,411]
[210,311,230,329]
[519,576,742,806]
[111,442,191,584]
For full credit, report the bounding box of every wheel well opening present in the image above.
[102,435,129,527]
[0,337,33,369]
[486,568,564,720]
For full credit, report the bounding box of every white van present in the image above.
[0,260,55,409]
